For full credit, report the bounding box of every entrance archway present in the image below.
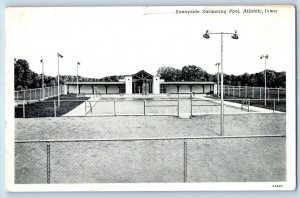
[132,70,153,94]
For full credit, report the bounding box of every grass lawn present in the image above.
[15,94,89,118]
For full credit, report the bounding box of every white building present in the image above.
[65,70,217,95]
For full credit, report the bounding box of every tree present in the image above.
[157,67,182,81]
[275,71,286,88]
[33,75,42,88]
[249,74,258,86]
[68,75,76,82]
[14,59,32,90]
[181,65,210,81]
[241,73,251,86]
[14,59,286,90]
[255,72,264,87]
[266,70,277,88]
[49,78,57,86]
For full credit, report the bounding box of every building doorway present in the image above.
[132,70,153,94]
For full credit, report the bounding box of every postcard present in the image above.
[5,5,296,191]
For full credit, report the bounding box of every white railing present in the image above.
[15,85,65,103]
[217,85,286,101]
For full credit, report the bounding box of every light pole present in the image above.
[77,62,80,96]
[57,53,63,107]
[215,62,220,98]
[40,59,44,100]
[203,30,239,136]
[260,54,268,106]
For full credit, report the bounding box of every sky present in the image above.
[5,6,295,78]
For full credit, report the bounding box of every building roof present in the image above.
[65,81,216,85]
[132,70,153,79]
[161,81,216,85]
[65,81,125,85]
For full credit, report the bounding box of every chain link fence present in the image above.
[15,135,285,184]
[15,85,65,103]
[220,85,286,101]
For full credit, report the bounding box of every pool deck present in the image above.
[198,95,282,114]
[63,96,100,117]
[63,94,282,117]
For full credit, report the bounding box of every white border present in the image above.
[5,5,296,192]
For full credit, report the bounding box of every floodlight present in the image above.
[231,30,239,39]
[203,30,210,39]
[57,53,63,58]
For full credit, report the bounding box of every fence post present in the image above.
[144,100,146,116]
[114,101,116,116]
[245,86,247,98]
[248,99,250,112]
[277,88,280,102]
[29,89,31,101]
[183,141,187,183]
[233,86,235,97]
[177,94,180,117]
[252,87,254,98]
[23,90,25,102]
[22,101,25,118]
[228,86,229,96]
[47,142,51,184]
[260,87,261,99]
[190,93,193,117]
[239,86,241,98]
[273,100,276,112]
[226,86,228,96]
[40,88,42,100]
[224,86,229,95]
[228,86,230,96]
[54,100,56,117]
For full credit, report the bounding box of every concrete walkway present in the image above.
[199,95,282,113]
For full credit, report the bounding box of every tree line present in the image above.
[157,65,286,88]
[15,59,286,90]
[14,59,106,90]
